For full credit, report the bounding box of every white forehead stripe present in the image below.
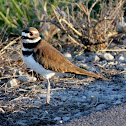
[22,37,41,43]
[32,31,38,34]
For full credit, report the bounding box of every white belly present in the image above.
[22,54,55,79]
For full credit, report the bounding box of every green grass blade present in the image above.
[11,0,23,17]
[0,12,17,28]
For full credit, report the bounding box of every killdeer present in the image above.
[21,27,103,103]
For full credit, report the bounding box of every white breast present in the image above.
[22,54,55,79]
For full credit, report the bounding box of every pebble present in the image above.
[61,96,69,102]
[74,112,82,118]
[75,53,86,61]
[86,54,100,62]
[54,117,61,121]
[41,111,48,119]
[11,69,24,75]
[113,100,122,105]
[118,56,126,63]
[7,79,18,88]
[38,94,47,99]
[16,120,27,126]
[19,110,26,114]
[63,52,72,61]
[102,53,114,61]
[117,21,126,33]
[33,100,42,107]
[96,104,106,110]
[62,117,70,122]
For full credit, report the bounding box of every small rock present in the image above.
[61,96,68,102]
[16,120,27,126]
[90,95,98,105]
[41,111,48,119]
[54,117,61,121]
[120,78,126,84]
[73,96,86,102]
[113,100,122,105]
[17,76,37,82]
[38,94,47,99]
[87,54,100,62]
[74,112,82,118]
[118,56,126,63]
[7,79,18,88]
[96,104,106,110]
[33,100,42,106]
[122,39,126,46]
[103,53,114,61]
[82,95,87,100]
[19,110,26,114]
[62,117,70,122]
[75,54,85,61]
[11,69,24,75]
[63,52,72,61]
[94,55,100,62]
[118,66,124,71]
[117,20,126,33]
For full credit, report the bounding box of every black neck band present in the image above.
[23,39,41,49]
[22,51,33,56]
[22,36,35,40]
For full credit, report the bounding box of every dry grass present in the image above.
[34,0,125,52]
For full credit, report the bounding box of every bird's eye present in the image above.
[29,32,34,36]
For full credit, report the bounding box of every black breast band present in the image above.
[22,51,33,56]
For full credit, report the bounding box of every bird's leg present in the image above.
[46,79,50,104]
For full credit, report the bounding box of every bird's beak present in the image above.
[21,32,26,37]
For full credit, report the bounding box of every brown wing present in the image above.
[33,40,104,79]
[33,40,75,73]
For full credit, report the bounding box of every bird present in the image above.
[21,27,104,104]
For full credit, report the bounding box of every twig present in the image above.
[104,38,113,50]
[36,19,64,31]
[67,35,80,45]
[60,19,82,36]
[52,5,81,46]
[0,36,21,55]
[98,49,126,52]
[88,0,99,25]
[0,75,26,80]
[50,87,66,91]
[118,71,126,74]
[0,83,6,88]
[76,3,88,16]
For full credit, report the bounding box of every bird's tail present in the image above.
[72,66,110,81]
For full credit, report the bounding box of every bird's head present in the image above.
[21,27,41,43]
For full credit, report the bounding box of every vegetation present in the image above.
[0,0,125,51]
